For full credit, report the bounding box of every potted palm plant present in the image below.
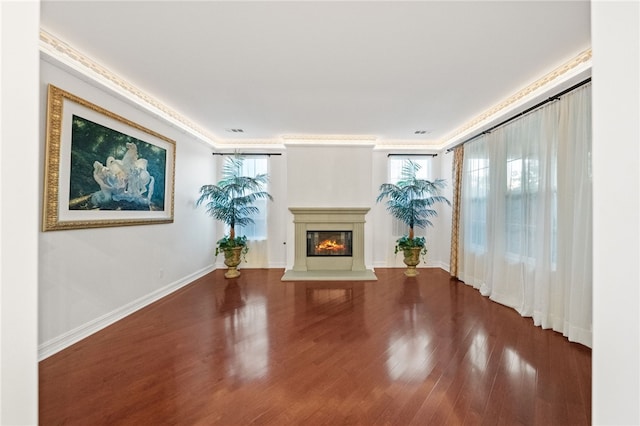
[376,160,450,276]
[197,154,273,278]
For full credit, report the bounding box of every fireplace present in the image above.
[307,231,353,257]
[282,207,377,281]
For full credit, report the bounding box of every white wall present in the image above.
[434,151,454,270]
[266,152,288,268]
[592,1,640,424]
[38,59,217,357]
[0,2,39,424]
[371,150,393,267]
[286,144,374,207]
[285,144,374,269]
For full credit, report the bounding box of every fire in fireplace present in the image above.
[307,231,353,257]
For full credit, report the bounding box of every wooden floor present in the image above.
[39,268,591,425]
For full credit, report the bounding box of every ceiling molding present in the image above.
[280,135,377,147]
[217,139,286,145]
[281,134,377,143]
[439,48,592,149]
[39,29,591,153]
[215,140,287,150]
[39,29,220,147]
[373,139,441,148]
[373,144,440,152]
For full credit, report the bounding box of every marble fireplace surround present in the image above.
[281,207,377,281]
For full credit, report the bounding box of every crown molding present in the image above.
[214,141,287,151]
[439,48,592,150]
[281,135,377,148]
[281,134,377,144]
[39,29,591,153]
[39,29,219,147]
[373,144,440,152]
[216,138,286,147]
[373,139,441,149]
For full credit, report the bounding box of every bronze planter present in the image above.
[223,246,244,278]
[402,246,423,277]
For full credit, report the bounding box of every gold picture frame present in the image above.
[43,84,176,231]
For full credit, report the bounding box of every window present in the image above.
[504,146,557,265]
[463,143,489,252]
[505,154,539,258]
[388,156,432,237]
[235,157,269,240]
[463,135,558,262]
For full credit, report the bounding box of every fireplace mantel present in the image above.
[282,207,377,281]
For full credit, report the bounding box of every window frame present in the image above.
[387,156,433,238]
[234,156,269,240]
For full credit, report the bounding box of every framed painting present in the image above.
[42,84,176,231]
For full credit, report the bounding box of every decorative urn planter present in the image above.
[223,246,244,279]
[402,247,423,277]
[375,159,450,278]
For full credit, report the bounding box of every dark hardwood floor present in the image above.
[39,268,591,425]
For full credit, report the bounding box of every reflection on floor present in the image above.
[39,268,592,425]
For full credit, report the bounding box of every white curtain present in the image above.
[235,156,270,268]
[243,239,269,268]
[458,83,592,347]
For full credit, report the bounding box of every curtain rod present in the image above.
[445,77,591,153]
[212,152,282,156]
[387,153,437,157]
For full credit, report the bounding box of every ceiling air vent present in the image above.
[225,128,245,133]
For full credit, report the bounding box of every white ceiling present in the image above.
[40,1,591,147]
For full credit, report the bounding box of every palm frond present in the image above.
[376,159,450,234]
[197,153,273,236]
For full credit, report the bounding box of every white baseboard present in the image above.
[426,261,450,272]
[38,264,215,361]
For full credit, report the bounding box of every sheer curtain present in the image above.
[235,156,270,268]
[458,83,592,347]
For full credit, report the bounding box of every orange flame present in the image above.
[316,239,345,251]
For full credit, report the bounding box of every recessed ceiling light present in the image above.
[225,128,245,133]
[414,130,430,135]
